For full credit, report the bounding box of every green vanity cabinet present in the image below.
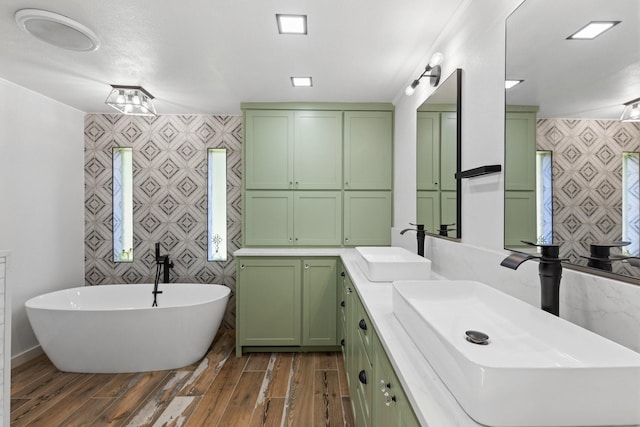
[237,258,301,349]
[417,191,440,234]
[344,191,392,246]
[344,111,393,190]
[245,191,342,246]
[244,109,342,190]
[373,335,420,427]
[236,257,338,355]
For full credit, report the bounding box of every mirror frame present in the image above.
[416,68,462,240]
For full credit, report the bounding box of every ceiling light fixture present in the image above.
[291,77,312,87]
[276,14,307,35]
[405,52,444,96]
[620,98,640,122]
[14,8,100,51]
[105,85,157,116]
[505,79,524,89]
[567,21,620,40]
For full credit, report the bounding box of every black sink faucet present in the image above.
[152,242,174,307]
[500,241,565,316]
[400,223,426,257]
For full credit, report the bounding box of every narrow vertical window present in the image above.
[622,152,639,256]
[208,149,227,261]
[113,147,133,262]
[536,151,553,244]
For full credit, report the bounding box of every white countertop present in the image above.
[234,248,478,426]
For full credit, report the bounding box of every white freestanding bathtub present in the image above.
[25,283,230,373]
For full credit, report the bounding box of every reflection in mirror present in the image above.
[416,69,462,239]
[505,0,640,282]
[113,147,133,262]
[208,149,227,261]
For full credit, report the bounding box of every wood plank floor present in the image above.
[11,329,355,427]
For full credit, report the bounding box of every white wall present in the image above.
[0,78,85,358]
[393,0,640,353]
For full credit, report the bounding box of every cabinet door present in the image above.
[505,112,536,191]
[245,191,294,246]
[344,111,393,190]
[294,111,343,189]
[505,191,537,247]
[294,191,342,246]
[417,190,440,234]
[416,112,440,190]
[344,191,392,246]
[245,110,294,189]
[440,112,458,191]
[302,259,337,346]
[237,258,301,346]
[440,191,457,237]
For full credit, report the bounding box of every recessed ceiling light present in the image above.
[505,80,524,89]
[15,9,100,51]
[291,77,312,87]
[276,14,307,35]
[567,21,620,40]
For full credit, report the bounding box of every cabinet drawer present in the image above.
[356,297,373,362]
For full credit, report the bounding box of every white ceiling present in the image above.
[0,0,466,115]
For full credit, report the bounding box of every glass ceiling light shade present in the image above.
[405,52,444,96]
[15,9,100,52]
[105,85,157,116]
[620,98,640,122]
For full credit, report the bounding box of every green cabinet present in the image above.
[505,110,538,247]
[344,111,393,190]
[416,110,457,235]
[243,104,394,248]
[245,110,342,190]
[344,191,392,246]
[341,268,419,427]
[245,191,342,246]
[237,258,301,348]
[236,257,338,355]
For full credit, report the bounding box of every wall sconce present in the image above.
[620,98,640,122]
[405,52,444,96]
[105,85,157,116]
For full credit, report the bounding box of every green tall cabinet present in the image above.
[243,104,393,247]
[505,108,538,247]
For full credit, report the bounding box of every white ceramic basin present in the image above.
[355,246,431,282]
[392,280,640,427]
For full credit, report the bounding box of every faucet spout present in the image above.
[500,241,564,316]
[400,223,426,257]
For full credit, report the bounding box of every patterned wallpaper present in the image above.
[84,114,242,328]
[537,118,640,277]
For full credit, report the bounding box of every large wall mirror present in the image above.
[505,0,640,283]
[416,68,462,239]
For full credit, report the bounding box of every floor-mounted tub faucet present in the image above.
[152,242,174,307]
[400,223,426,257]
[501,241,566,316]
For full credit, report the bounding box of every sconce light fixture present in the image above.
[620,98,640,122]
[105,85,157,116]
[405,52,444,96]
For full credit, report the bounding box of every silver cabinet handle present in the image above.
[304,264,310,270]
[240,264,245,269]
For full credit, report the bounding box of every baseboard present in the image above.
[12,345,43,368]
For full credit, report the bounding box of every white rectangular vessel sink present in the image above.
[355,246,431,282]
[392,280,640,427]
